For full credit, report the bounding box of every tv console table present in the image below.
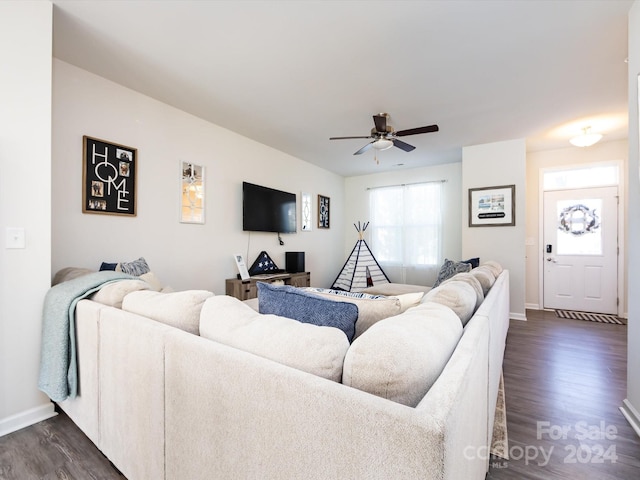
[225,272,310,301]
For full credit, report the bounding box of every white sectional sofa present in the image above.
[50,265,510,480]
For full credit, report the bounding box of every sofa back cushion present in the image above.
[470,266,496,295]
[90,279,150,308]
[342,301,463,407]
[440,272,484,312]
[423,280,477,326]
[257,283,358,341]
[199,295,350,382]
[122,290,213,335]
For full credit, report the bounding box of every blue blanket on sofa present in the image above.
[38,271,133,402]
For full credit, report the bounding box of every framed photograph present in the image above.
[468,184,515,227]
[82,136,137,216]
[233,254,250,281]
[318,194,330,228]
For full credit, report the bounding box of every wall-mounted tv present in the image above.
[242,182,297,233]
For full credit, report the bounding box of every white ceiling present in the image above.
[51,0,632,177]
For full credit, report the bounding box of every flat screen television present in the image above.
[242,182,297,233]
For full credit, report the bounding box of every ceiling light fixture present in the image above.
[569,126,603,147]
[372,138,394,151]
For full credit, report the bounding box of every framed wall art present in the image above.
[82,136,137,216]
[318,194,330,229]
[180,161,205,224]
[468,184,515,227]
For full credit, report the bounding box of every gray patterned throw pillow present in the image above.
[433,259,472,287]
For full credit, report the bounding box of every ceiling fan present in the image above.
[330,113,439,155]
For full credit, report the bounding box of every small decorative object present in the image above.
[468,185,515,227]
[82,136,137,216]
[180,161,205,224]
[318,194,330,228]
[558,204,600,236]
[233,254,250,280]
[301,192,312,231]
[248,251,280,275]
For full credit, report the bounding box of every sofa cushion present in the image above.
[360,283,432,297]
[52,267,94,286]
[440,272,484,312]
[342,301,463,407]
[423,280,477,326]
[303,287,403,338]
[90,279,150,308]
[257,283,358,341]
[470,266,496,295]
[433,258,473,287]
[199,295,350,382]
[122,289,213,335]
[482,261,503,277]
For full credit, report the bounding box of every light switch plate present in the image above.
[6,227,25,249]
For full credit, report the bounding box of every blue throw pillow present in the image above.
[257,283,358,342]
[99,262,118,271]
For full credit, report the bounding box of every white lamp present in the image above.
[372,138,394,150]
[570,126,603,147]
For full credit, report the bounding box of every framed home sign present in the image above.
[468,184,515,227]
[82,136,137,216]
[318,194,330,228]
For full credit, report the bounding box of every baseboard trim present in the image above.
[525,303,540,310]
[620,399,640,439]
[0,402,57,437]
[510,312,527,321]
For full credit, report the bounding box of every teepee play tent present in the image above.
[331,222,390,292]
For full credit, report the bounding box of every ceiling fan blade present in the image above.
[330,136,373,140]
[393,139,416,152]
[395,124,439,137]
[373,114,387,133]
[354,142,375,155]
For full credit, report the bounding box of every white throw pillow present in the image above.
[199,295,350,382]
[482,261,503,278]
[342,301,463,407]
[122,289,214,335]
[302,288,403,338]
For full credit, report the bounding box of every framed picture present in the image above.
[318,194,330,228]
[82,136,137,216]
[468,184,515,227]
[180,161,205,224]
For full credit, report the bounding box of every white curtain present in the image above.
[369,182,442,284]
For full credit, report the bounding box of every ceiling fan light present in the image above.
[569,127,603,147]
[372,138,394,151]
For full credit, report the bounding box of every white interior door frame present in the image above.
[537,160,626,317]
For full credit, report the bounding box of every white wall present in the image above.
[52,60,346,292]
[344,162,462,286]
[0,1,56,436]
[621,0,640,437]
[525,140,628,313]
[462,139,527,320]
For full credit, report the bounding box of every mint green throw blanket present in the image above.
[38,271,134,402]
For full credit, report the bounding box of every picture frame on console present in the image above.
[468,184,515,227]
[82,135,137,216]
[318,194,330,229]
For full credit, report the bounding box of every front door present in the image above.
[543,186,618,315]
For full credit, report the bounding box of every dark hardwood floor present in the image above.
[1,309,638,479]
[0,406,124,480]
[487,309,640,479]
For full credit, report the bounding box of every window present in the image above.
[369,182,442,268]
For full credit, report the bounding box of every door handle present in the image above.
[546,257,556,263]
